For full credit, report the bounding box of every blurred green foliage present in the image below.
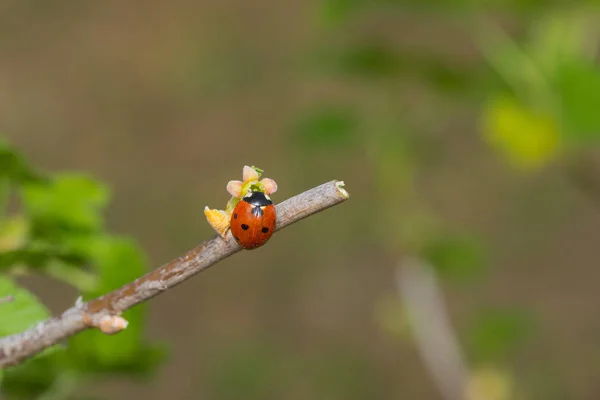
[0,141,164,399]
[0,277,50,338]
[292,105,361,150]
[205,338,384,400]
[422,233,486,281]
[207,339,282,400]
[480,9,600,169]
[467,308,535,363]
[293,3,600,399]
[2,1,600,399]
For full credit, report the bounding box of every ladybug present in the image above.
[230,191,276,250]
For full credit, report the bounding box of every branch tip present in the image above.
[335,180,349,198]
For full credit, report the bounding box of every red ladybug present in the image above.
[230,191,276,250]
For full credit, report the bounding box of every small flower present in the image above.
[205,165,278,238]
[226,165,278,198]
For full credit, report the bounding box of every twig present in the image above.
[0,180,349,368]
[397,257,469,400]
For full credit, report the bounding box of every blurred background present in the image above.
[2,1,600,399]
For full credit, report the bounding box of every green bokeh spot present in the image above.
[292,106,360,150]
[208,340,281,400]
[422,233,486,281]
[335,43,398,79]
[467,308,535,362]
[556,58,600,143]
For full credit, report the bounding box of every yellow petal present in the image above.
[204,207,231,238]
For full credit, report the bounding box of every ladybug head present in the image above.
[243,191,272,207]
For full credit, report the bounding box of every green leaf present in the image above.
[422,233,486,281]
[21,173,110,235]
[1,352,61,399]
[467,308,535,362]
[291,106,360,150]
[0,276,50,337]
[0,245,86,272]
[0,140,43,184]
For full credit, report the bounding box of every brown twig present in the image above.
[0,180,349,368]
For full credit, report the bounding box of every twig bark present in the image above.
[0,180,349,368]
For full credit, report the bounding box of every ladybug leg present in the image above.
[204,207,232,238]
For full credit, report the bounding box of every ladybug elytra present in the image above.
[230,191,276,250]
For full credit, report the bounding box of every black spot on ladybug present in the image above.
[233,213,237,219]
[241,224,249,230]
[261,227,269,233]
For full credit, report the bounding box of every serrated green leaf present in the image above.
[21,173,110,235]
[0,276,50,336]
[422,233,485,280]
[292,106,360,150]
[467,308,535,362]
